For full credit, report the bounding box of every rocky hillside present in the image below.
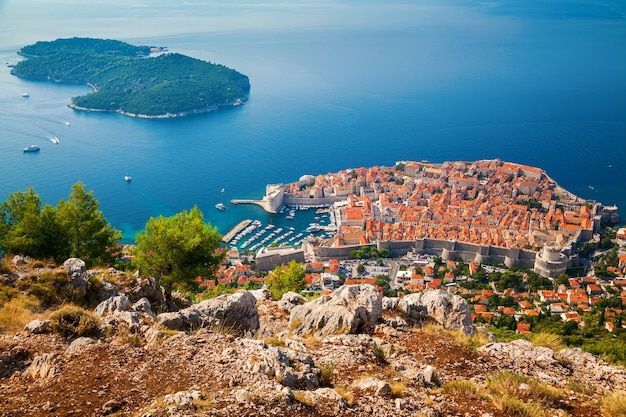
[1,258,625,417]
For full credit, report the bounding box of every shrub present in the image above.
[319,363,335,387]
[49,305,100,338]
[373,343,387,364]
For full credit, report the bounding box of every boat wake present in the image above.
[47,134,60,144]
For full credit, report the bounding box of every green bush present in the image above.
[49,305,99,338]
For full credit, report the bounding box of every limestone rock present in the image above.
[289,284,382,337]
[296,388,347,411]
[66,337,95,355]
[156,312,184,331]
[24,319,50,334]
[278,291,306,311]
[22,353,56,379]
[382,296,398,311]
[164,390,201,406]
[352,377,391,396]
[238,339,319,389]
[423,365,440,386]
[398,289,474,335]
[249,288,274,301]
[63,258,88,298]
[94,295,132,317]
[157,290,259,335]
[132,297,154,316]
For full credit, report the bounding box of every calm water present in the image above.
[0,0,625,243]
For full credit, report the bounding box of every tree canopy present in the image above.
[0,182,120,265]
[265,260,307,299]
[11,37,250,117]
[133,206,224,296]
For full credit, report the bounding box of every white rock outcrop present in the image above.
[397,289,474,335]
[156,290,259,335]
[289,285,382,337]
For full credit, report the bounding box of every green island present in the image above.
[11,37,250,118]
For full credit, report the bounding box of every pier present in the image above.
[222,219,252,243]
[230,199,278,213]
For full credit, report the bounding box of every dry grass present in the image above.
[441,379,482,399]
[0,295,44,334]
[491,393,545,417]
[420,323,492,350]
[601,391,626,417]
[389,381,406,398]
[293,390,314,407]
[302,333,321,349]
[487,371,563,407]
[566,379,596,396]
[530,332,566,352]
[334,386,355,405]
[264,337,286,347]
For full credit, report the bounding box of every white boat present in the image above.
[215,203,226,211]
[124,174,132,182]
[23,144,40,153]
[21,93,29,98]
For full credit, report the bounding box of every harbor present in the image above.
[220,204,338,252]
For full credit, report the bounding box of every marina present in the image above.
[221,204,338,252]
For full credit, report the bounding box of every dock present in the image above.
[230,198,277,213]
[222,219,252,243]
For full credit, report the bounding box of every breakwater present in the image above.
[222,219,252,243]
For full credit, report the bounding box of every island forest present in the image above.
[11,37,250,117]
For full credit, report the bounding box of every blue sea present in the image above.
[0,0,625,243]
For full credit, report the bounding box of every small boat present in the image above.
[63,121,70,126]
[21,93,29,98]
[215,203,226,211]
[124,174,132,182]
[23,145,40,153]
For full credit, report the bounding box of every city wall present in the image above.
[316,238,538,269]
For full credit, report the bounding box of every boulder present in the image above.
[398,289,474,335]
[22,353,56,379]
[66,337,95,355]
[382,296,398,311]
[289,284,382,337]
[63,258,88,298]
[157,290,259,335]
[24,319,50,334]
[249,288,274,301]
[94,295,132,317]
[132,297,154,316]
[278,291,306,311]
[352,377,391,396]
[423,365,440,386]
[164,390,201,406]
